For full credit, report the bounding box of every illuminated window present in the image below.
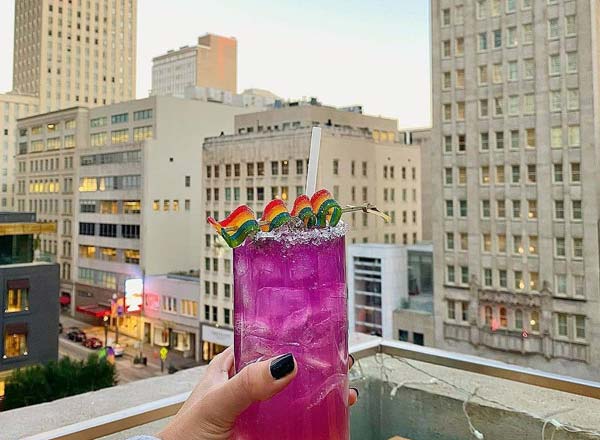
[100,247,117,262]
[485,306,492,326]
[123,200,141,214]
[125,249,140,264]
[79,245,96,259]
[153,200,159,211]
[530,311,540,332]
[3,329,27,358]
[5,288,29,313]
[111,129,129,145]
[133,125,153,142]
[499,307,507,328]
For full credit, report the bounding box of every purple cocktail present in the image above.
[233,225,348,440]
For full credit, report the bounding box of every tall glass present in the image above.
[233,228,348,440]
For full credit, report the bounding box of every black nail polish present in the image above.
[349,354,355,367]
[351,387,359,398]
[270,353,295,380]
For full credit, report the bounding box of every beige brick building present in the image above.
[199,103,423,360]
[431,0,600,380]
[152,34,237,97]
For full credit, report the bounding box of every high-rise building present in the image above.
[431,0,599,379]
[0,93,38,210]
[0,212,60,399]
[200,102,424,360]
[12,0,137,113]
[152,34,237,97]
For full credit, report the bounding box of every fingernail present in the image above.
[351,387,359,398]
[270,353,295,380]
[349,354,355,367]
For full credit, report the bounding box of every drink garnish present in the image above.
[207,205,260,248]
[260,199,292,232]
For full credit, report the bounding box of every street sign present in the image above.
[160,347,168,361]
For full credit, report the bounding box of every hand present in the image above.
[159,347,358,440]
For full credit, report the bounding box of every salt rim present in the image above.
[250,219,348,246]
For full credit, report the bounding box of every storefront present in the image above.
[151,324,197,360]
[201,324,233,362]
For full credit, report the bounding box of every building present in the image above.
[347,243,433,342]
[12,0,137,113]
[431,0,599,379]
[15,107,89,304]
[0,93,39,210]
[152,34,237,97]
[0,212,60,400]
[200,102,423,358]
[72,95,257,338]
[143,273,201,362]
[406,128,433,241]
[183,86,279,109]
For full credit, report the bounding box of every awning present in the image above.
[76,304,110,318]
[59,295,71,305]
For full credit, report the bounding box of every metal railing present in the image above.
[23,338,600,440]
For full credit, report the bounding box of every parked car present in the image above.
[67,327,86,342]
[83,337,103,349]
[112,343,125,357]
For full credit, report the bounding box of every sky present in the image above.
[0,0,431,128]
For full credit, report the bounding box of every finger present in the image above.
[349,354,355,371]
[196,353,297,427]
[348,387,359,407]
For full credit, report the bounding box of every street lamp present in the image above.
[103,315,109,347]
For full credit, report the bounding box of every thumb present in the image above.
[197,353,297,428]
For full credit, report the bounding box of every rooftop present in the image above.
[4,335,600,440]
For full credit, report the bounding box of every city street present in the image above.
[59,314,202,384]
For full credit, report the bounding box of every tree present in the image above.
[3,354,117,411]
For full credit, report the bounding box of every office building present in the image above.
[152,34,237,97]
[0,93,38,210]
[431,0,599,379]
[72,96,256,338]
[201,102,423,358]
[406,128,433,241]
[15,107,89,303]
[12,0,137,113]
[0,212,60,400]
[347,243,433,342]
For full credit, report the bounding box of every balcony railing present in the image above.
[9,337,600,440]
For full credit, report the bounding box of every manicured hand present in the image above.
[159,347,358,440]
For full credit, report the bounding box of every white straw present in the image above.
[305,127,321,195]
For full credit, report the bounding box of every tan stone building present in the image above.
[152,34,237,97]
[12,0,137,113]
[15,107,89,300]
[431,0,600,380]
[199,103,423,360]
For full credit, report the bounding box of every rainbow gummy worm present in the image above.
[291,195,316,227]
[310,189,342,228]
[207,205,260,248]
[260,199,292,232]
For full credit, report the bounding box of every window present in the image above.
[443,104,452,121]
[511,165,520,183]
[555,274,568,296]
[458,134,466,152]
[122,224,140,239]
[90,117,107,127]
[571,163,581,183]
[446,232,455,250]
[508,61,518,81]
[494,97,503,116]
[515,310,523,329]
[567,52,578,73]
[477,0,488,19]
[460,233,468,251]
[493,29,502,48]
[485,306,492,326]
[499,308,507,328]
[483,268,492,287]
[111,113,129,124]
[572,200,582,221]
[566,15,576,36]
[459,200,467,217]
[442,40,451,57]
[527,164,536,183]
[480,132,489,151]
[111,129,129,145]
[526,129,536,148]
[574,276,585,297]
[185,175,191,187]
[523,94,535,114]
[506,27,517,46]
[99,224,117,237]
[479,33,488,51]
[362,161,367,176]
[549,55,561,76]
[481,166,490,185]
[133,109,153,121]
[497,200,506,218]
[499,270,508,288]
[204,305,210,319]
[524,58,535,79]
[555,237,566,257]
[496,131,504,149]
[447,265,455,283]
[461,266,469,284]
[481,200,491,218]
[458,167,466,185]
[456,38,464,57]
[444,168,453,185]
[478,65,488,85]
[447,300,455,320]
[522,23,533,45]
[181,300,198,318]
[548,18,560,39]
[568,126,580,147]
[90,132,107,146]
[79,222,95,236]
[492,64,502,84]
[445,200,454,217]
[576,316,586,339]
[513,235,523,254]
[555,200,564,220]
[5,287,29,313]
[442,8,451,26]
[444,135,452,153]
[508,96,519,115]
[4,329,27,358]
[515,271,524,290]
[551,128,562,148]
[483,234,492,252]
[133,126,153,141]
[528,200,537,219]
[212,306,218,322]
[479,99,489,118]
[332,159,339,175]
[573,238,583,259]
[530,311,540,332]
[550,91,562,112]
[162,296,177,313]
[124,249,140,264]
[557,313,568,337]
[455,5,464,25]
[224,308,231,325]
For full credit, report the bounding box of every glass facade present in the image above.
[0,235,33,265]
